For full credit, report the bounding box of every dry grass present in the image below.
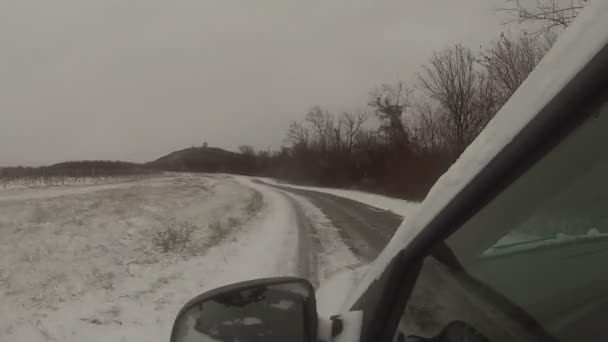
[31,205,50,224]
[89,269,115,291]
[205,220,225,248]
[152,189,264,255]
[245,191,263,215]
[152,220,196,253]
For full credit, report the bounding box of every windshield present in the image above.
[0,1,593,341]
[441,98,608,341]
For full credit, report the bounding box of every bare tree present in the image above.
[418,44,491,154]
[305,106,333,154]
[369,81,412,147]
[409,102,448,153]
[479,32,556,105]
[471,70,501,135]
[285,121,310,149]
[341,111,368,154]
[498,0,589,36]
[330,115,344,153]
[326,111,369,155]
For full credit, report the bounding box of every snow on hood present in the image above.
[345,2,608,306]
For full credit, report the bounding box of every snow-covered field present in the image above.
[0,174,339,342]
[0,173,413,341]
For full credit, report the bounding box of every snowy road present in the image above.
[255,180,404,261]
[248,179,407,315]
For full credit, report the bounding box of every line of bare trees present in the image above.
[240,0,584,200]
[0,161,153,188]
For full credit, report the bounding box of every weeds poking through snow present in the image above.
[89,269,114,291]
[152,220,196,253]
[31,205,49,224]
[245,191,263,215]
[205,220,225,248]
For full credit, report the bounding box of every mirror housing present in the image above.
[170,277,317,342]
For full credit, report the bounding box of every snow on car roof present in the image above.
[346,2,608,305]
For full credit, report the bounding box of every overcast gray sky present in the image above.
[0,0,508,166]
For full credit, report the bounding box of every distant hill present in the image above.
[1,146,252,179]
[148,146,249,173]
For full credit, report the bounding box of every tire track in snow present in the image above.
[280,193,322,287]
[246,179,320,284]
[247,178,351,288]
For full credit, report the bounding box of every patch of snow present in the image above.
[315,266,370,316]
[242,317,263,326]
[343,2,608,308]
[178,315,220,342]
[270,299,295,310]
[272,283,311,298]
[482,232,608,258]
[493,231,542,246]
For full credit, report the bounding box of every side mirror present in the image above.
[170,277,317,342]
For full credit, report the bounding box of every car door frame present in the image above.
[349,40,608,342]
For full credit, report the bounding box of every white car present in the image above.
[169,3,608,342]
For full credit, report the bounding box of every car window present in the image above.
[393,98,608,342]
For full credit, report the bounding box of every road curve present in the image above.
[258,181,404,262]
